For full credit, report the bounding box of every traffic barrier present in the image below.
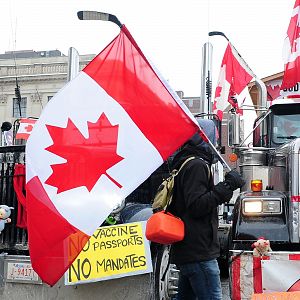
[251,291,300,299]
[230,251,300,300]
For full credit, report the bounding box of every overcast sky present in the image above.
[0,0,295,97]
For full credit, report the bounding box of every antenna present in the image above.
[10,14,23,118]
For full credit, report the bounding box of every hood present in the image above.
[187,119,217,151]
[171,119,218,169]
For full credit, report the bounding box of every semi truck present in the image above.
[228,90,300,252]
[225,78,300,297]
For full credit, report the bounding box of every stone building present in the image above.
[0,50,95,125]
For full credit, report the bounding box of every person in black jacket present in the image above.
[168,119,244,300]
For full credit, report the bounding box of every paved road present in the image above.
[222,276,231,300]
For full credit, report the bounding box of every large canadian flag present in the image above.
[213,43,254,121]
[26,26,199,286]
[280,0,300,97]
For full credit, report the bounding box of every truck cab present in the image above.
[253,99,300,148]
[231,98,300,251]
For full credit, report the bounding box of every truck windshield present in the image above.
[272,113,300,144]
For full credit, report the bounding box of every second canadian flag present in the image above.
[213,43,254,121]
[16,118,37,140]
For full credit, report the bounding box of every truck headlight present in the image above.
[242,198,282,215]
[244,200,262,214]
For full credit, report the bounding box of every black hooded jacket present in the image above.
[168,144,225,264]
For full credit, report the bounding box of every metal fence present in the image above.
[0,145,28,253]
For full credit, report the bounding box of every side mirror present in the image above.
[227,111,241,147]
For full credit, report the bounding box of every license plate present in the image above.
[6,262,41,284]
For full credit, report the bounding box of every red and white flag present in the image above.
[213,43,254,120]
[16,118,37,140]
[280,0,300,97]
[25,26,199,286]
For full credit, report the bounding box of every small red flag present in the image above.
[16,118,37,140]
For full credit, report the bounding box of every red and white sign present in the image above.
[230,251,300,300]
[213,43,254,121]
[16,118,37,140]
[281,0,300,97]
[25,26,199,286]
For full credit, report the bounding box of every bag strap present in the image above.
[172,156,196,177]
[198,157,211,181]
[164,156,196,211]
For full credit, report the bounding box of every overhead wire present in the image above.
[9,1,44,117]
[206,0,213,109]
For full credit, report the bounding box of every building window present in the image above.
[48,96,53,102]
[13,97,27,118]
[189,99,193,107]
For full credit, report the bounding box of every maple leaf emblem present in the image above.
[266,84,281,101]
[45,114,124,193]
[215,85,222,98]
[25,124,33,132]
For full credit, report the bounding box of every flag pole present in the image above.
[208,31,256,77]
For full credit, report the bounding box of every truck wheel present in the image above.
[218,224,232,278]
[151,244,179,300]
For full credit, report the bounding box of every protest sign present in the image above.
[65,221,152,285]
